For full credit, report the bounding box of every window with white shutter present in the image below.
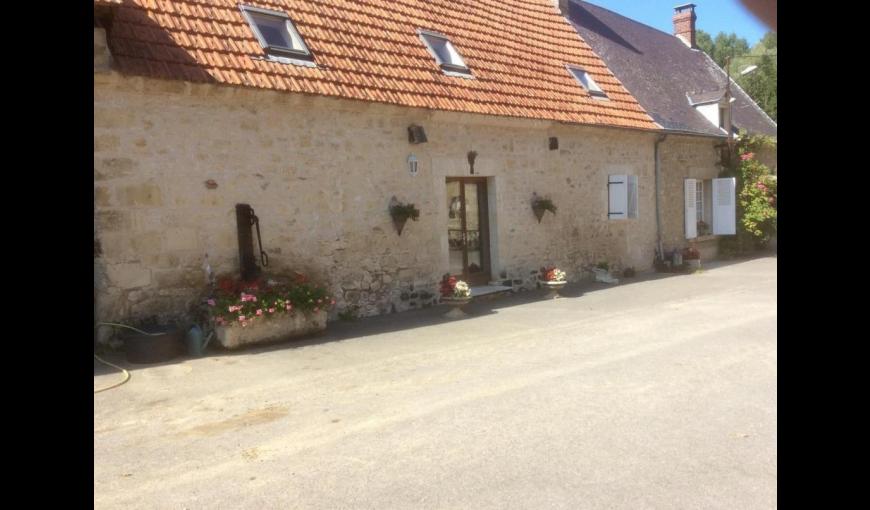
[712,177,737,235]
[608,175,627,220]
[685,178,697,239]
[627,175,638,219]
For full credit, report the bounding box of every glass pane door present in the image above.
[446,178,490,285]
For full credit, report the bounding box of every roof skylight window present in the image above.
[567,65,607,99]
[240,4,312,61]
[418,29,472,77]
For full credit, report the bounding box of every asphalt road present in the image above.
[94,256,777,509]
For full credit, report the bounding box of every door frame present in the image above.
[446,177,491,286]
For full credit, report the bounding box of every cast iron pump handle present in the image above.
[250,207,269,268]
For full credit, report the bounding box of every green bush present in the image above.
[720,133,777,255]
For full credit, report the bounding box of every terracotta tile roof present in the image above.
[98,0,657,130]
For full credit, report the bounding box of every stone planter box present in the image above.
[214,310,327,350]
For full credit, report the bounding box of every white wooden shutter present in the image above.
[685,178,697,239]
[712,177,737,235]
[627,175,638,219]
[608,174,627,220]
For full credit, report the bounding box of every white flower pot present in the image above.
[441,296,472,319]
[540,280,567,299]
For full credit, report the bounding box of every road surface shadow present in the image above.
[94,254,775,374]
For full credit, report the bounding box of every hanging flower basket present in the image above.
[389,197,420,236]
[531,195,557,223]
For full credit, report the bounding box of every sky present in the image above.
[583,1,771,46]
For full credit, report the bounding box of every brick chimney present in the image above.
[673,3,697,48]
[551,0,570,15]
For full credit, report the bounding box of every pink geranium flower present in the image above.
[238,315,246,321]
[268,308,275,313]
[256,309,263,316]
[207,299,216,306]
[740,152,755,161]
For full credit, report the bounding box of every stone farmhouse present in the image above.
[559,0,776,259]
[93,0,769,323]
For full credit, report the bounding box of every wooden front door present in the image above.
[446,177,491,286]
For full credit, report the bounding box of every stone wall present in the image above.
[658,135,723,259]
[94,72,664,325]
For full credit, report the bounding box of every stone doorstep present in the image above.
[470,284,513,301]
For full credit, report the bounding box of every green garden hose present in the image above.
[93,354,130,393]
[93,322,163,394]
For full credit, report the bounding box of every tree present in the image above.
[696,29,715,59]
[695,29,777,121]
[734,32,777,121]
[695,30,749,68]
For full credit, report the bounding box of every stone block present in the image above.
[95,158,136,180]
[119,182,163,207]
[163,228,199,251]
[95,210,132,232]
[94,108,135,129]
[105,263,152,289]
[94,186,112,207]
[94,134,120,152]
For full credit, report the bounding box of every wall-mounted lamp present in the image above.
[408,124,427,144]
[549,137,559,150]
[467,150,478,175]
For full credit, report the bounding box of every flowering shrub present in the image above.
[207,274,334,328]
[736,151,777,244]
[540,266,567,282]
[719,133,777,256]
[440,274,471,298]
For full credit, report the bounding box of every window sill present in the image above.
[691,234,719,243]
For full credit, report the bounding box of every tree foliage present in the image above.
[719,133,777,255]
[695,29,777,121]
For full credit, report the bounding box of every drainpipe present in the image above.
[654,133,668,259]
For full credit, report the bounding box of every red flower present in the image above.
[440,274,458,297]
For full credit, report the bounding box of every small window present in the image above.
[718,106,726,129]
[608,174,638,220]
[567,66,607,99]
[240,4,312,61]
[418,30,471,77]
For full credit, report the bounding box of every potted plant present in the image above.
[539,266,567,299]
[591,261,619,284]
[683,247,701,271]
[440,274,472,318]
[203,273,335,350]
[389,197,420,236]
[531,195,557,223]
